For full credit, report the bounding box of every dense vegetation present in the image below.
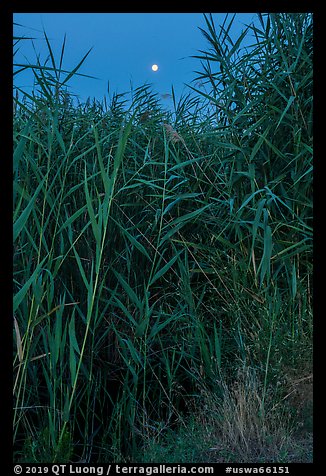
[13,13,313,463]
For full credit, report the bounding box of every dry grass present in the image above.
[163,123,183,144]
[137,366,313,463]
[194,368,297,463]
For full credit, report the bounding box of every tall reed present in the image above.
[13,13,312,462]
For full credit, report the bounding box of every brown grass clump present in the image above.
[195,367,312,463]
[208,368,289,462]
[217,368,268,458]
[137,366,313,463]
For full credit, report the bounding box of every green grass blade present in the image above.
[113,269,143,311]
[149,250,183,287]
[13,256,47,312]
[13,175,47,241]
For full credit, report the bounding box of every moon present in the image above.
[151,64,159,72]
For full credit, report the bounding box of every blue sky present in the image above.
[13,13,257,107]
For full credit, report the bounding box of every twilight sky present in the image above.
[13,13,257,107]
